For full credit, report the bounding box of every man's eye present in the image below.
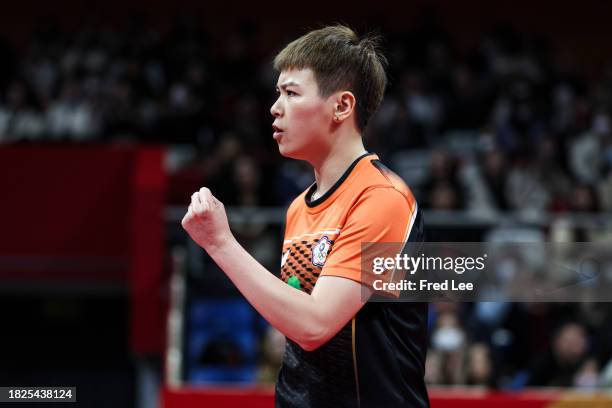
[287,90,297,96]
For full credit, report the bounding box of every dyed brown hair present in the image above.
[273,25,388,132]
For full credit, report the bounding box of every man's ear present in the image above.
[333,91,356,123]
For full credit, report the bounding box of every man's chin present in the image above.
[277,144,301,160]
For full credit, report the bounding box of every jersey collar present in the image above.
[305,152,377,209]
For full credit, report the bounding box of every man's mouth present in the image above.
[272,124,284,139]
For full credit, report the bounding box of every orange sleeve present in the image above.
[320,187,416,295]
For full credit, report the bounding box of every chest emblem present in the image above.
[312,236,332,268]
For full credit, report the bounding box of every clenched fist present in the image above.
[181,187,233,251]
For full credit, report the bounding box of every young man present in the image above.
[182,25,429,407]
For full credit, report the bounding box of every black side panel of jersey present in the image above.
[408,209,424,243]
[355,301,429,407]
[275,322,358,408]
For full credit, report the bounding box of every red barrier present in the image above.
[161,386,275,408]
[161,386,612,408]
[429,388,560,408]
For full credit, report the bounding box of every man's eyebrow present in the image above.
[276,81,300,90]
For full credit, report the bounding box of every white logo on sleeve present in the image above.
[311,236,332,267]
[281,250,290,267]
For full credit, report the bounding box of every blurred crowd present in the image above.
[2,14,612,214]
[424,302,612,389]
[3,12,612,390]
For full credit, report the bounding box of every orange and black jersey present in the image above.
[275,153,429,408]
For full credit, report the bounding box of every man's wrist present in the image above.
[204,232,237,257]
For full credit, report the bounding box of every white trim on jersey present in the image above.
[389,202,418,284]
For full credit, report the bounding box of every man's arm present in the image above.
[182,187,371,351]
[208,238,369,351]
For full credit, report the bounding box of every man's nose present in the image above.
[270,98,282,117]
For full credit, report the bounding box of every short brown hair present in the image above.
[273,25,387,132]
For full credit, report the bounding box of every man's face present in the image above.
[270,68,334,161]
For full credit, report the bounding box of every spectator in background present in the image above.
[444,65,489,131]
[102,78,140,139]
[429,182,462,210]
[0,80,46,141]
[505,156,551,216]
[430,311,467,384]
[47,78,99,140]
[257,326,286,384]
[574,358,600,389]
[597,131,612,211]
[400,69,442,147]
[481,148,510,210]
[569,184,600,213]
[569,112,610,185]
[465,343,495,387]
[424,350,443,385]
[534,135,573,212]
[528,322,592,387]
[275,160,313,206]
[422,149,465,210]
[367,96,413,153]
[231,154,263,207]
[219,153,279,271]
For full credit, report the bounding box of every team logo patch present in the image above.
[312,236,332,267]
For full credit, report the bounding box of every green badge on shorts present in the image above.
[287,275,301,290]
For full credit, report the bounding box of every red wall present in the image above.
[0,146,167,355]
[0,146,133,280]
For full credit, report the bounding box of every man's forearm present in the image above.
[204,236,328,349]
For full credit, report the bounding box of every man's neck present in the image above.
[312,136,367,199]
